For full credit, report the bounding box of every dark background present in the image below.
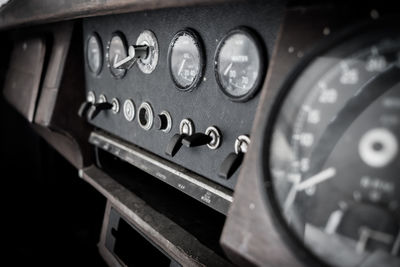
[0,33,107,266]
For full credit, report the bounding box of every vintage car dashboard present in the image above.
[1,0,399,266]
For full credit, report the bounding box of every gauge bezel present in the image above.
[259,22,398,267]
[86,32,103,76]
[106,31,128,79]
[168,28,205,92]
[214,27,266,102]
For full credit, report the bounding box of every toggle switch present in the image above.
[219,135,250,179]
[182,133,213,147]
[182,126,221,149]
[113,45,149,70]
[87,102,113,120]
[165,118,194,157]
[78,91,96,118]
[78,101,92,118]
[165,133,187,157]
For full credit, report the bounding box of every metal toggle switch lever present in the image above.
[87,102,113,120]
[219,135,250,179]
[78,91,96,118]
[182,133,213,147]
[182,126,221,149]
[78,101,92,118]
[114,45,149,70]
[165,119,194,157]
[165,133,188,157]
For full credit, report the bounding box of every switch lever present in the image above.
[114,45,149,70]
[78,101,92,118]
[182,133,212,147]
[219,152,244,179]
[165,118,195,157]
[218,135,250,179]
[87,102,113,120]
[165,134,187,157]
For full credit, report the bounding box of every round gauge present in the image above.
[215,28,265,102]
[168,29,204,91]
[266,29,400,267]
[107,33,128,79]
[86,33,103,75]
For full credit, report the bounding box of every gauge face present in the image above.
[169,29,204,91]
[215,28,264,102]
[107,33,127,79]
[268,30,400,266]
[86,33,103,75]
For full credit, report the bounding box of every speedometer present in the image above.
[267,29,400,267]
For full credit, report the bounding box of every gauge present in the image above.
[267,29,400,267]
[168,29,204,91]
[215,28,264,102]
[107,32,128,79]
[86,33,103,75]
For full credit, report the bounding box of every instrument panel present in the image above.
[2,0,400,266]
[82,2,283,191]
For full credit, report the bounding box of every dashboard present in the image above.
[1,0,399,266]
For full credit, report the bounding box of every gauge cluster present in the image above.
[82,2,281,190]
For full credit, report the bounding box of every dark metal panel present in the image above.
[83,1,284,190]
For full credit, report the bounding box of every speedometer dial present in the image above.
[268,29,400,267]
[215,28,265,102]
[169,29,204,91]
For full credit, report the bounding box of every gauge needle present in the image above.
[296,167,336,191]
[178,59,186,76]
[113,54,120,68]
[283,167,336,213]
[224,62,233,76]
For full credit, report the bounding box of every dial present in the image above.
[268,29,400,267]
[168,29,204,91]
[86,33,103,75]
[215,28,264,102]
[107,33,128,79]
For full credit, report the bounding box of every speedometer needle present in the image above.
[284,167,336,214]
[296,167,336,191]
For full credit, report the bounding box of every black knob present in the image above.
[78,101,92,118]
[165,134,187,157]
[218,152,244,179]
[182,133,213,147]
[87,102,113,120]
[156,113,168,131]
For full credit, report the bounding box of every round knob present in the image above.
[155,111,172,133]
